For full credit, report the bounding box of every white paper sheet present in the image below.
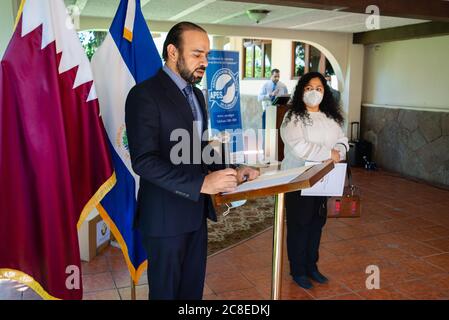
[301,162,347,196]
[223,165,313,195]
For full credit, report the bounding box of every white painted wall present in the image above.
[363,35,449,111]
[342,44,365,126]
[0,0,15,57]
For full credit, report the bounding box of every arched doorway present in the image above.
[291,40,344,92]
[290,39,348,123]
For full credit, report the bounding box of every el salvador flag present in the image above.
[91,0,162,284]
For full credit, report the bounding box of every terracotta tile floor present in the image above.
[1,168,449,300]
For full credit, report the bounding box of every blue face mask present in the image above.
[223,200,247,216]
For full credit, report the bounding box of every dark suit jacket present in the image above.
[125,68,222,237]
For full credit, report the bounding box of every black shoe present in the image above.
[292,275,313,289]
[307,271,329,284]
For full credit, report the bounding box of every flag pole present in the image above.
[131,277,136,300]
[271,193,285,300]
[14,0,26,30]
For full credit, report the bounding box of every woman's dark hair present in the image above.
[162,21,207,61]
[286,71,344,126]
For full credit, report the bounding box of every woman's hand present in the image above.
[331,149,341,163]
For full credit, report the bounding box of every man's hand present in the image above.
[331,149,341,163]
[201,168,238,195]
[270,89,279,97]
[236,166,260,184]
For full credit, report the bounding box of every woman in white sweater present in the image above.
[280,72,348,289]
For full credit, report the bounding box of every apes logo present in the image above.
[208,68,239,110]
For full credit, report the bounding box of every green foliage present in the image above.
[244,42,271,79]
[78,30,107,60]
[295,43,305,77]
[245,46,253,78]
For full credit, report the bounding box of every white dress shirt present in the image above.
[258,80,288,111]
[280,111,349,170]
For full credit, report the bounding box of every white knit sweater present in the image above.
[280,111,349,170]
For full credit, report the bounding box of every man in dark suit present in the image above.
[125,21,259,300]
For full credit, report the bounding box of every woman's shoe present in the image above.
[307,271,329,284]
[292,275,313,289]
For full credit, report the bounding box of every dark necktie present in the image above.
[182,85,202,138]
[271,82,277,101]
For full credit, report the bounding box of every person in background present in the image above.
[280,71,348,289]
[257,68,288,132]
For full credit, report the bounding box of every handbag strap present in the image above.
[336,143,355,192]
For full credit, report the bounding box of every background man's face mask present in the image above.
[223,200,247,216]
[303,90,323,106]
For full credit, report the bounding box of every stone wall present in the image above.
[360,106,449,187]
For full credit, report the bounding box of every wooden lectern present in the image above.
[214,160,334,300]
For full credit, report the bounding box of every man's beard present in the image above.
[177,55,205,85]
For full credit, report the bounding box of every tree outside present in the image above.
[78,30,107,60]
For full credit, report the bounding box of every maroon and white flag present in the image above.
[0,0,115,299]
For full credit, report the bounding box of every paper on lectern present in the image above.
[223,165,313,194]
[301,162,347,196]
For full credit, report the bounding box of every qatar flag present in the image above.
[0,0,115,299]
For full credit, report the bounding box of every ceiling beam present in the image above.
[353,21,449,44]
[141,0,151,9]
[168,0,216,21]
[289,13,354,29]
[80,16,352,42]
[223,0,449,22]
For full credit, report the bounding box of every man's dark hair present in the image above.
[271,68,280,75]
[162,21,207,61]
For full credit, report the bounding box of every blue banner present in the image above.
[206,50,243,153]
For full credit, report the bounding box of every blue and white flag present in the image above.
[91,0,161,284]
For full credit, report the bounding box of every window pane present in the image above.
[243,39,271,79]
[309,46,321,73]
[254,44,263,78]
[264,43,272,78]
[294,42,305,77]
[245,46,253,78]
